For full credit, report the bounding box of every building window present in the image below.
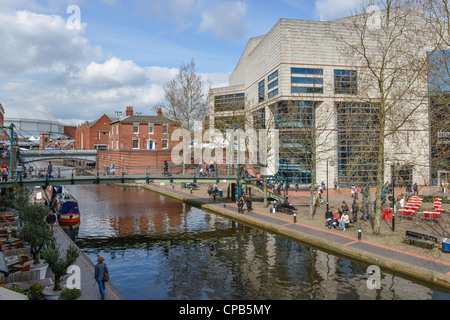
[132,139,139,149]
[148,140,155,150]
[258,80,265,103]
[214,93,245,112]
[275,101,316,185]
[116,140,119,150]
[163,123,168,134]
[162,138,168,149]
[291,67,323,75]
[268,70,278,82]
[268,88,279,98]
[291,67,323,94]
[334,70,357,94]
[253,108,265,130]
[268,79,279,90]
[116,124,119,134]
[149,123,154,134]
[291,77,323,85]
[291,87,323,94]
[336,102,380,187]
[133,123,139,134]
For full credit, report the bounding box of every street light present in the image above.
[326,158,335,212]
[391,161,400,232]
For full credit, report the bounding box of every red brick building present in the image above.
[75,114,113,150]
[109,106,179,151]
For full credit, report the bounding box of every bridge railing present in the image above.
[8,164,251,182]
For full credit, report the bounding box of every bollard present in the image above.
[293,212,297,223]
[358,228,362,240]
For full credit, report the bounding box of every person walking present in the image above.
[45,212,57,235]
[47,162,53,179]
[413,182,418,196]
[246,195,252,212]
[237,196,244,214]
[94,257,109,300]
[1,166,8,182]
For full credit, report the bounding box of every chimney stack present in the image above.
[157,108,163,117]
[126,106,134,117]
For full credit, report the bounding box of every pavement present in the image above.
[126,181,450,292]
[51,221,125,300]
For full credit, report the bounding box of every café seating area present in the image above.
[398,196,445,222]
[0,212,41,286]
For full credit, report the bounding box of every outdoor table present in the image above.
[5,256,19,267]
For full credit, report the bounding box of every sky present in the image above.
[0,0,364,126]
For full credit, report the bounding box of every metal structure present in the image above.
[19,149,98,164]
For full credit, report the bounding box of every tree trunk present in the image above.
[373,116,386,235]
[263,175,268,207]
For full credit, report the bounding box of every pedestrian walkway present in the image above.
[52,224,125,300]
[134,182,450,291]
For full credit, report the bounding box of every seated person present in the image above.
[325,208,333,228]
[332,210,341,228]
[339,211,350,231]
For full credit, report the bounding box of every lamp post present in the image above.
[326,159,335,212]
[391,162,400,232]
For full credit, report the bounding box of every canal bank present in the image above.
[115,182,450,293]
[52,223,125,300]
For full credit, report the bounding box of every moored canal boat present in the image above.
[45,185,80,226]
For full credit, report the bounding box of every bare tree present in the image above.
[336,0,437,235]
[158,59,210,133]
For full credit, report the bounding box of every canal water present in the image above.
[62,184,449,300]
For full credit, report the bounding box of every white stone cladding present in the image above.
[210,15,431,187]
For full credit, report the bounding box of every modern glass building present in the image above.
[209,15,432,187]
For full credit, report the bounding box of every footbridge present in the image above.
[2,168,285,201]
[19,149,98,164]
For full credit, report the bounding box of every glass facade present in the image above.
[253,108,265,130]
[214,93,245,112]
[291,67,323,94]
[334,70,358,94]
[428,50,450,185]
[336,102,380,187]
[258,80,265,103]
[275,101,315,184]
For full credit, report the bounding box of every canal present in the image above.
[60,184,449,300]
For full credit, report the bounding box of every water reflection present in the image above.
[63,185,449,300]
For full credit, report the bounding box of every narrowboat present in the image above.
[45,185,80,226]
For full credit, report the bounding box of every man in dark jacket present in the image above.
[325,208,333,228]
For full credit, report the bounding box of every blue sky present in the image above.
[0,0,362,125]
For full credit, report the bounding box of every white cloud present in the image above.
[199,1,249,42]
[0,10,93,77]
[314,0,363,20]
[0,5,230,125]
[71,58,149,89]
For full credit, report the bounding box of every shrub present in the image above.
[27,284,44,300]
[59,287,82,300]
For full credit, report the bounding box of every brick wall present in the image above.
[75,114,112,149]
[97,149,175,175]
[109,122,179,150]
